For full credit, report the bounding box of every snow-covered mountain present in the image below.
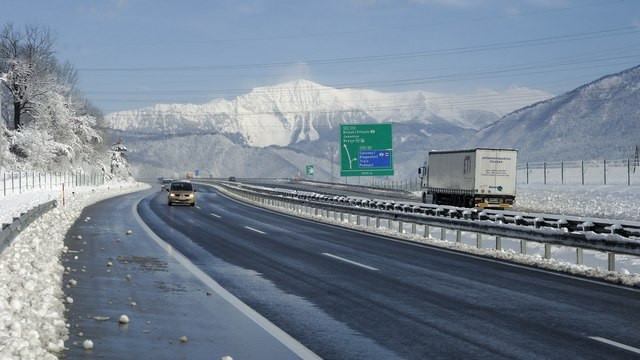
[469,65,640,162]
[106,80,549,148]
[104,67,640,180]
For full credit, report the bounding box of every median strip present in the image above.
[322,252,379,271]
[589,337,640,354]
[244,226,266,235]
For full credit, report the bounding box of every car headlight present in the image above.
[169,193,176,196]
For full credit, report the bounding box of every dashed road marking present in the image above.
[322,252,379,271]
[589,337,640,354]
[244,226,266,235]
[210,213,221,218]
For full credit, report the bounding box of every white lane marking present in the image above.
[589,337,640,354]
[244,226,266,235]
[133,195,320,359]
[213,185,640,292]
[195,206,201,209]
[210,213,221,218]
[322,252,379,271]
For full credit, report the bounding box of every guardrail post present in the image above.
[340,212,344,222]
[456,230,461,243]
[411,223,416,235]
[398,221,403,234]
[526,162,529,184]
[576,248,583,265]
[440,228,446,241]
[520,240,527,254]
[561,161,564,185]
[347,213,351,224]
[544,244,551,259]
[423,225,429,238]
[356,215,360,226]
[543,162,546,185]
[581,161,584,185]
[366,216,370,227]
[604,159,607,185]
[628,158,631,186]
[608,253,615,271]
[476,233,482,248]
[376,218,380,228]
[495,236,502,250]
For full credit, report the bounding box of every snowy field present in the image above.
[515,183,640,222]
[0,181,638,358]
[0,182,148,359]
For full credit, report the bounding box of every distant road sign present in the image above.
[194,169,200,177]
[306,164,314,176]
[340,124,393,176]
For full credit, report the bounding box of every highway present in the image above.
[137,183,640,359]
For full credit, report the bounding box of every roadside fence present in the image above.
[1,171,106,196]
[518,158,640,186]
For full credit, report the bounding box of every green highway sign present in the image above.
[340,123,393,177]
[305,164,314,176]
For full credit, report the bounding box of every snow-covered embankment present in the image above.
[0,182,149,359]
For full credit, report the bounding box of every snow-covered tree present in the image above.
[0,23,56,130]
[0,23,113,176]
[108,139,132,180]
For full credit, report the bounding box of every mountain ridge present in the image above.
[106,79,550,148]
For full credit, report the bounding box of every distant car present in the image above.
[228,176,237,182]
[167,181,196,206]
[161,178,173,190]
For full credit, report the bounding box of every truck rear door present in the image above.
[475,149,517,199]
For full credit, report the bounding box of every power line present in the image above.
[85,55,639,101]
[76,26,640,72]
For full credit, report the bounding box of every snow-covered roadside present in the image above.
[515,184,640,222]
[216,185,640,287]
[0,182,150,359]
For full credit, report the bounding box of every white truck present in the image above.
[418,148,518,208]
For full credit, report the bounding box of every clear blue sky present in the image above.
[1,0,639,113]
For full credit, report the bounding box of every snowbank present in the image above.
[0,182,149,359]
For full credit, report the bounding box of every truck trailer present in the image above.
[418,148,518,208]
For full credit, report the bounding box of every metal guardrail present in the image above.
[205,181,640,274]
[294,179,417,199]
[0,200,58,254]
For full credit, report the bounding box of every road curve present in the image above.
[137,183,640,359]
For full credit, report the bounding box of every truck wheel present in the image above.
[467,197,475,208]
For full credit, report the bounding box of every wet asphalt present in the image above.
[59,184,640,360]
[60,187,307,359]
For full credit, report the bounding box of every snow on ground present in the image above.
[0,182,149,359]
[0,180,638,358]
[515,184,640,222]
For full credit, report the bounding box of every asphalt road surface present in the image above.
[136,183,640,359]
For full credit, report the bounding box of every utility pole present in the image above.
[331,146,334,183]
